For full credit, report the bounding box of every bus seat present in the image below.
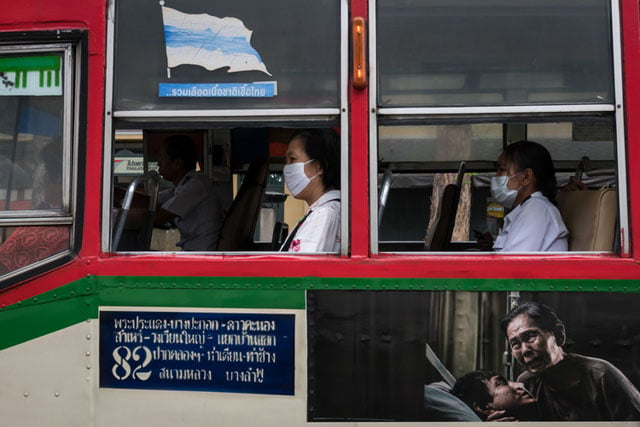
[427,162,465,251]
[112,170,160,251]
[556,188,617,251]
[217,158,269,251]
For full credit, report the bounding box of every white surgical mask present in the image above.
[491,174,521,208]
[284,160,317,197]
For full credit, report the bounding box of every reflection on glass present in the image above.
[379,124,502,163]
[377,0,613,107]
[114,0,340,110]
[0,52,65,213]
[528,121,615,161]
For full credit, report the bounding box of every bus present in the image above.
[1,0,640,425]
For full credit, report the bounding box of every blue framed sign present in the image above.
[158,82,277,98]
[99,310,295,395]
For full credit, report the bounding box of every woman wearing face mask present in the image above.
[280,129,341,252]
[477,140,568,252]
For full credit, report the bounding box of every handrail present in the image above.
[378,169,392,228]
[112,170,160,251]
[576,156,615,182]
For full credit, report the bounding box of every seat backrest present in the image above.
[428,184,461,251]
[217,158,269,251]
[556,188,617,251]
[427,162,465,251]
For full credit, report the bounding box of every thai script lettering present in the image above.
[151,330,207,346]
[153,347,202,363]
[113,316,219,331]
[159,368,213,381]
[101,311,294,395]
[217,334,276,346]
[206,347,276,363]
[158,82,276,98]
[225,367,264,384]
[224,319,276,332]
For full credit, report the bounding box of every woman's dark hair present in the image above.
[163,134,198,171]
[290,129,340,190]
[500,300,566,346]
[451,370,496,420]
[502,140,557,203]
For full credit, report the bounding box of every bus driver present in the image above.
[155,134,225,251]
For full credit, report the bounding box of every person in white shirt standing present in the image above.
[156,134,225,251]
[477,140,568,252]
[280,129,341,253]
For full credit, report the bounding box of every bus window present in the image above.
[0,40,79,283]
[372,0,623,254]
[107,0,345,254]
[376,121,617,253]
[111,127,340,253]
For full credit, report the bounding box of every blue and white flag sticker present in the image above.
[161,6,271,76]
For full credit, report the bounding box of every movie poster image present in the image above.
[307,291,640,422]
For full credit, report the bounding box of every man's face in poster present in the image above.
[506,313,565,374]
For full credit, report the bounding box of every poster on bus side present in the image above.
[307,291,640,422]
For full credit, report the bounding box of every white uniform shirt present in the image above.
[284,189,340,253]
[158,170,224,251]
[493,191,568,252]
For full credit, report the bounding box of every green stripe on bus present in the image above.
[94,275,640,292]
[0,275,638,350]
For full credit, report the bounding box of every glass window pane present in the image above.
[528,120,614,162]
[114,0,340,111]
[377,0,613,107]
[379,124,503,163]
[0,53,65,213]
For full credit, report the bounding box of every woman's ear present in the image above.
[311,160,324,176]
[522,168,534,185]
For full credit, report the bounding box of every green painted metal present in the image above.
[0,55,61,88]
[94,275,640,293]
[0,275,639,350]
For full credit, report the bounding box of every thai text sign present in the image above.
[99,310,295,395]
[158,82,277,98]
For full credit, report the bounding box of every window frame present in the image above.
[102,0,350,255]
[368,0,629,255]
[0,34,83,285]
